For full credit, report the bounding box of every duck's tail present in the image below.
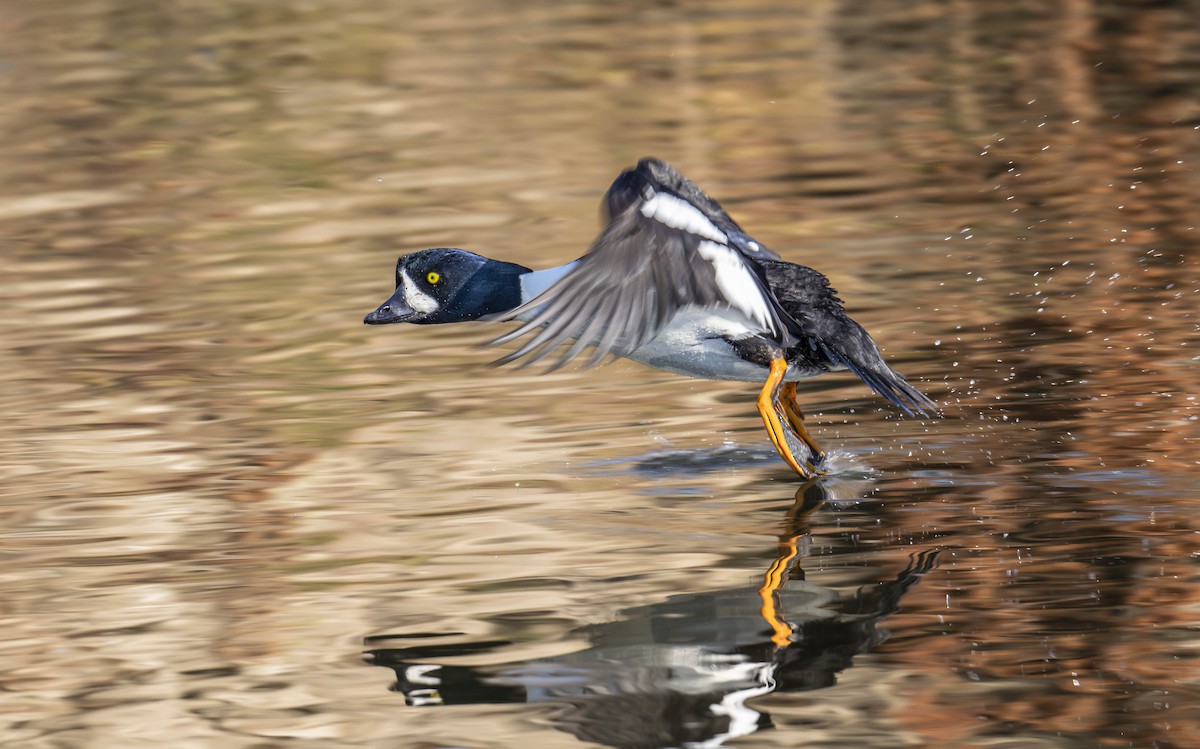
[815,329,938,418]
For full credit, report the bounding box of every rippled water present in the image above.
[2,1,1198,747]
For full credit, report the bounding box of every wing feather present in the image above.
[489,159,800,368]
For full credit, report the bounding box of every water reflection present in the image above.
[3,0,1199,746]
[366,482,940,748]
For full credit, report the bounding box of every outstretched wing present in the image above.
[489,158,798,369]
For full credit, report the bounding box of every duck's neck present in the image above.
[458,258,577,323]
[444,258,531,322]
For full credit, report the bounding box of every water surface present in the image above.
[2,1,1198,747]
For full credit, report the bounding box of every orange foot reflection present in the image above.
[758,481,826,648]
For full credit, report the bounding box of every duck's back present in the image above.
[759,261,847,327]
[760,259,936,416]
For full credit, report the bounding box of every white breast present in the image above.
[624,307,827,383]
[519,262,578,304]
[625,308,770,382]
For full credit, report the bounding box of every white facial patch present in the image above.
[640,191,728,244]
[400,268,438,314]
[405,664,442,686]
[696,240,776,336]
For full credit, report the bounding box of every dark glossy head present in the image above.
[363,248,530,325]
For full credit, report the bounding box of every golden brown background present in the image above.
[1,0,1197,746]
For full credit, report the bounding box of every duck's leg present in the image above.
[781,382,826,468]
[730,337,816,479]
[757,358,814,479]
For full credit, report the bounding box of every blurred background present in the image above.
[1,1,1197,747]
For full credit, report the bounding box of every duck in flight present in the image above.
[364,158,936,478]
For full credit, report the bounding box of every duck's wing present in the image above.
[489,158,799,369]
[631,158,783,263]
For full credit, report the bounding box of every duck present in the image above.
[364,158,936,478]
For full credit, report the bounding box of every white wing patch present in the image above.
[640,191,729,244]
[696,240,776,335]
[400,269,438,314]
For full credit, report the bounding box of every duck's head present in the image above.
[363,248,531,325]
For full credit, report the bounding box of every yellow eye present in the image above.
[426,271,440,284]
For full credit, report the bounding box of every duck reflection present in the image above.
[365,482,940,748]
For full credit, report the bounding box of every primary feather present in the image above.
[491,159,799,369]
